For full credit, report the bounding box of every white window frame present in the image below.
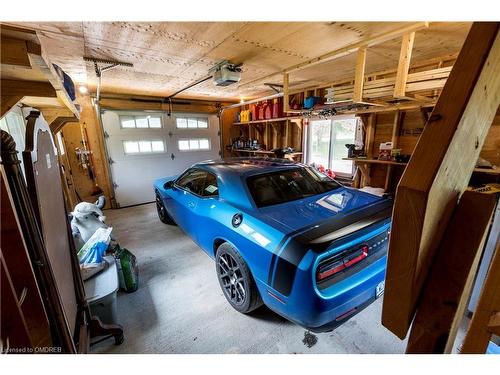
[175,116,209,129]
[122,140,166,155]
[177,138,211,152]
[305,115,358,178]
[119,114,163,129]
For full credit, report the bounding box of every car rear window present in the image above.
[247,167,341,208]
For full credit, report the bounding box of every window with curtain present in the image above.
[307,117,358,177]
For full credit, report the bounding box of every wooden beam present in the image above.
[1,95,23,119]
[488,312,500,337]
[382,22,500,339]
[49,116,79,134]
[394,33,416,98]
[353,47,367,102]
[98,97,223,113]
[406,191,496,353]
[1,79,56,98]
[461,240,500,353]
[240,22,429,88]
[0,36,31,67]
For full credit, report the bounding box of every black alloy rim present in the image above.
[156,194,166,220]
[218,252,246,305]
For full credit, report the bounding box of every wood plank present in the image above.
[406,191,496,353]
[461,240,500,353]
[382,22,500,339]
[394,32,416,98]
[353,47,367,102]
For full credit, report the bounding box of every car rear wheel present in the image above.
[155,191,176,225]
[216,242,263,314]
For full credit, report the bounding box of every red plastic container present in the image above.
[272,97,283,118]
[258,102,265,120]
[264,101,272,119]
[250,104,258,121]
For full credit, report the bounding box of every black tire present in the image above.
[155,191,176,225]
[216,242,263,313]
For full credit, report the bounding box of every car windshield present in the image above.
[247,167,341,208]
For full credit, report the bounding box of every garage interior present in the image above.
[1,19,500,355]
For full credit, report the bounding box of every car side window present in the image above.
[176,169,207,196]
[201,172,218,197]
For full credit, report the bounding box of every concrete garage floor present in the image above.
[92,203,409,354]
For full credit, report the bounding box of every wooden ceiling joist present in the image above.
[240,22,429,89]
[382,22,500,340]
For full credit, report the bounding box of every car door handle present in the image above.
[187,202,195,208]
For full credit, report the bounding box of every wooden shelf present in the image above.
[343,157,408,166]
[473,167,500,175]
[345,158,500,175]
[233,116,302,125]
[1,25,80,119]
[231,148,303,160]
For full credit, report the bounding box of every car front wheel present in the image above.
[216,242,263,313]
[155,191,176,225]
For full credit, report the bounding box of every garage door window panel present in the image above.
[176,117,209,129]
[119,115,163,129]
[178,138,211,151]
[123,140,165,155]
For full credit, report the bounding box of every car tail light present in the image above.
[317,245,369,281]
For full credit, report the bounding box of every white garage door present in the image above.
[101,110,220,207]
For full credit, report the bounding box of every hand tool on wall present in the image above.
[80,122,103,196]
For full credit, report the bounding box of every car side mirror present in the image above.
[164,180,175,189]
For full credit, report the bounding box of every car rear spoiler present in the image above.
[268,198,393,296]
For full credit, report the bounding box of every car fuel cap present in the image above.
[232,213,243,228]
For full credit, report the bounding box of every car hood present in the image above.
[257,187,384,232]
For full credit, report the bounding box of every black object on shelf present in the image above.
[271,147,294,158]
[345,144,365,159]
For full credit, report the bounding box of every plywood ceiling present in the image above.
[2,22,471,101]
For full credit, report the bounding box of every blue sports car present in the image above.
[154,158,392,332]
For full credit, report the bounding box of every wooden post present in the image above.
[406,191,497,353]
[382,23,500,339]
[361,114,376,187]
[384,111,404,191]
[353,47,367,102]
[461,240,500,353]
[394,32,415,98]
[283,73,290,113]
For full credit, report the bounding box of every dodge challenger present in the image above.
[154,158,392,332]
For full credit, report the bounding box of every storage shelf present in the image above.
[233,116,302,125]
[344,158,500,175]
[473,167,500,175]
[231,149,303,160]
[343,157,407,166]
